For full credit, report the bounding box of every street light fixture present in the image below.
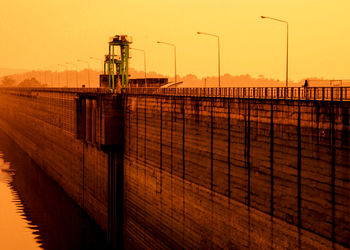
[157,41,177,84]
[77,59,90,87]
[197,31,221,87]
[66,62,78,88]
[261,16,289,87]
[130,48,147,86]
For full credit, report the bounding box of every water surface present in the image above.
[0,129,110,250]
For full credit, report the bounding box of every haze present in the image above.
[1,0,349,82]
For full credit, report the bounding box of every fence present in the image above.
[125,87,350,101]
[307,79,350,87]
[1,87,349,101]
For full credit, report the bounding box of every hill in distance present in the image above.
[0,68,27,78]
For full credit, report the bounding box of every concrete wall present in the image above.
[123,95,350,249]
[0,88,349,249]
[0,88,110,230]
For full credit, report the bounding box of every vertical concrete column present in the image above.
[95,97,101,145]
[297,102,301,227]
[75,97,85,140]
[227,99,231,199]
[330,102,336,241]
[101,94,125,248]
[245,101,251,207]
[85,98,92,142]
[270,101,274,216]
[91,99,97,144]
[108,149,124,249]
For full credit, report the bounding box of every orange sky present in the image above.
[0,0,349,81]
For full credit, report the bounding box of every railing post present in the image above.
[270,88,273,100]
[322,88,325,101]
[314,87,316,101]
[331,87,334,102]
[340,87,343,101]
[345,87,347,100]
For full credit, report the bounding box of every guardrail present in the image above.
[0,87,111,95]
[125,87,350,101]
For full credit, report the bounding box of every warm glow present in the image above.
[0,0,349,81]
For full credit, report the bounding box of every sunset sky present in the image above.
[0,0,349,81]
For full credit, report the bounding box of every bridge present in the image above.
[0,86,349,249]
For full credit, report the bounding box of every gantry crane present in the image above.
[100,35,132,91]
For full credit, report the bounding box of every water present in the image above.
[0,129,110,250]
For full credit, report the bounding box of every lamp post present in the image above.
[197,32,221,87]
[157,41,177,84]
[130,48,147,86]
[77,59,90,87]
[261,16,289,87]
[66,62,78,88]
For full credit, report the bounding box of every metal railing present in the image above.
[1,87,349,101]
[0,87,111,95]
[125,87,350,101]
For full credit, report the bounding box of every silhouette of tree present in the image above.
[18,77,42,87]
[0,76,16,87]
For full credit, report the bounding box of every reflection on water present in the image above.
[0,129,110,250]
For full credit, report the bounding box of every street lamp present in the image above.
[77,59,90,87]
[66,62,78,88]
[197,32,221,87]
[130,48,147,86]
[261,16,289,87]
[157,41,177,84]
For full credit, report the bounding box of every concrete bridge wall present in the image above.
[123,94,350,248]
[0,88,111,231]
[0,88,349,249]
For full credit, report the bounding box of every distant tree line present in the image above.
[0,76,47,87]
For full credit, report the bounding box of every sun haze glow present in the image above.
[0,0,349,81]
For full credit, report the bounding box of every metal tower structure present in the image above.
[103,35,132,90]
